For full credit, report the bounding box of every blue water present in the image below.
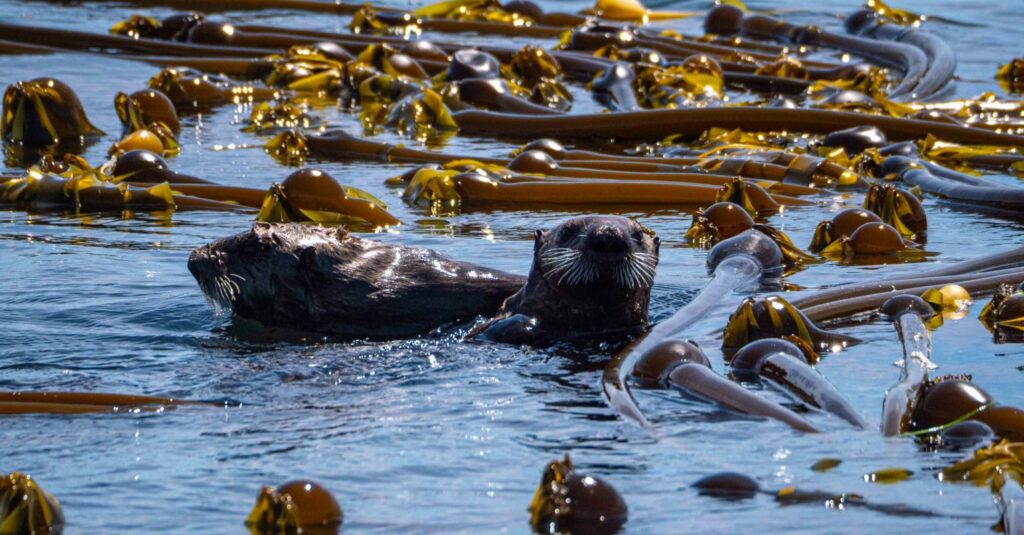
[1,0,1022,532]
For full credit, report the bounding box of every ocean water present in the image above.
[0,0,1022,532]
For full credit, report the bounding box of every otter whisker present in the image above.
[558,260,581,285]
[543,248,583,283]
[543,253,581,280]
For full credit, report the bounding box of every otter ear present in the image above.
[534,230,546,253]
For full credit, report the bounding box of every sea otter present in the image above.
[188,222,525,339]
[189,215,659,345]
[468,215,659,345]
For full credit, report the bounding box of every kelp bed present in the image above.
[1,0,1024,533]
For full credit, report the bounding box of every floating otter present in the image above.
[189,223,525,339]
[468,215,659,345]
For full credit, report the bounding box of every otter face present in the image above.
[535,215,659,292]
[187,223,345,322]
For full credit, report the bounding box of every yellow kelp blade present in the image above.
[943,439,1024,484]
[0,472,63,534]
[753,224,821,270]
[996,58,1024,94]
[245,486,302,534]
[265,130,309,166]
[403,167,462,207]
[413,0,488,18]
[865,0,924,25]
[257,183,399,227]
[591,0,696,21]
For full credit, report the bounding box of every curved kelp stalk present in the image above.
[878,295,937,436]
[729,12,931,99]
[730,338,867,428]
[882,155,1024,210]
[845,9,956,99]
[629,340,818,433]
[601,229,784,428]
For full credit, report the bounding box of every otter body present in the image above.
[188,223,525,339]
[470,215,659,345]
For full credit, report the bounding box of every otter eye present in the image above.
[631,230,644,242]
[559,224,576,239]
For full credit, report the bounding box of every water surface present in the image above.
[1,0,1022,532]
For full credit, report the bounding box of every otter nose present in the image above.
[588,225,629,258]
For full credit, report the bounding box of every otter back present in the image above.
[188,223,525,339]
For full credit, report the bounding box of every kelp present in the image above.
[109,13,162,39]
[752,223,820,272]
[528,455,627,534]
[109,123,180,157]
[583,0,696,22]
[350,6,422,38]
[686,201,754,247]
[817,222,927,263]
[633,56,724,107]
[244,100,317,134]
[722,295,861,355]
[864,0,924,26]
[2,78,104,147]
[0,390,203,414]
[413,0,533,25]
[246,481,342,535]
[263,47,347,93]
[921,284,971,321]
[257,169,399,227]
[0,472,63,535]
[114,89,180,136]
[996,58,1024,94]
[363,88,458,142]
[265,129,309,166]
[148,67,277,110]
[110,88,183,156]
[500,45,573,111]
[944,439,1024,484]
[979,284,1024,342]
[0,168,178,213]
[942,439,1024,534]
[754,55,808,80]
[863,183,927,241]
[918,133,1024,171]
[402,167,463,211]
[715,178,782,216]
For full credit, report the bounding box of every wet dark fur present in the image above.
[188,223,525,339]
[469,215,660,345]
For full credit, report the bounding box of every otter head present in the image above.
[188,223,346,321]
[507,215,658,338]
[534,215,658,296]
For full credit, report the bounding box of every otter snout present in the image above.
[586,224,629,261]
[187,245,222,282]
[188,245,237,311]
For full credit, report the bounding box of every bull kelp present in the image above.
[0,0,1023,533]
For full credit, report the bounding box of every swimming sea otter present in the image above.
[188,222,525,339]
[468,215,660,345]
